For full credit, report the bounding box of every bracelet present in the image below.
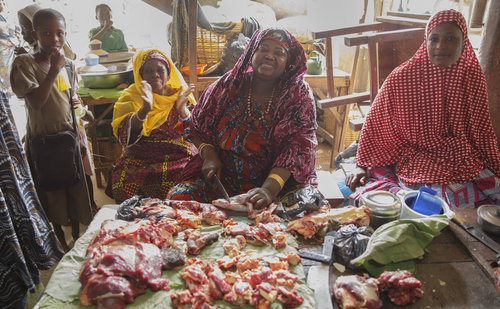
[267,173,285,190]
[198,142,214,159]
[135,112,147,122]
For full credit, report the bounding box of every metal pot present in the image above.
[80,68,133,89]
[477,205,500,236]
[360,191,401,229]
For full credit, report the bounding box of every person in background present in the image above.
[167,28,318,209]
[89,3,128,53]
[10,9,94,251]
[15,3,76,59]
[345,10,500,208]
[110,49,196,203]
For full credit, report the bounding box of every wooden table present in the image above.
[300,209,500,308]
[81,96,120,188]
[38,204,500,308]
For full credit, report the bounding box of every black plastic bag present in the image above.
[283,184,329,219]
[332,224,374,269]
[116,195,141,221]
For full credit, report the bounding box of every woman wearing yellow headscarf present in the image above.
[111,49,196,202]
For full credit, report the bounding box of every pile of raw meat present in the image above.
[333,270,424,309]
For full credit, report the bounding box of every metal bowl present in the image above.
[477,204,500,236]
[80,69,133,89]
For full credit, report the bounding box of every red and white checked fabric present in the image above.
[356,9,500,185]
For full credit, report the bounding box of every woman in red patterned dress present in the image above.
[167,29,317,209]
[346,10,500,208]
[111,49,196,202]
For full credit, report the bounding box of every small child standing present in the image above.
[10,8,93,251]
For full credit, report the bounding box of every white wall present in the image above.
[5,0,173,59]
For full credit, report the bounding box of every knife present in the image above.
[298,232,335,264]
[307,264,334,309]
[213,174,230,201]
[452,211,500,254]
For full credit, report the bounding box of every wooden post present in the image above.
[188,0,198,94]
[470,0,487,28]
[479,0,500,148]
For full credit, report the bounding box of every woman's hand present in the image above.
[175,84,195,120]
[247,187,273,209]
[139,80,153,114]
[201,146,221,180]
[345,166,367,191]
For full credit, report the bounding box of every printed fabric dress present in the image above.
[0,86,63,307]
[167,28,318,205]
[112,108,197,202]
[353,10,500,207]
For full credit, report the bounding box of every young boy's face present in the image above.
[19,13,35,44]
[96,7,112,27]
[32,18,66,55]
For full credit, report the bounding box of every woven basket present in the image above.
[344,107,362,148]
[96,137,122,163]
[344,127,360,149]
[302,43,316,59]
[196,22,243,67]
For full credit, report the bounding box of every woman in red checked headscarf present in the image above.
[167,28,317,209]
[346,9,500,208]
[111,49,196,202]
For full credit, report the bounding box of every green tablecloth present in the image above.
[77,86,123,100]
[37,205,315,308]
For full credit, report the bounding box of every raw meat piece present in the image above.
[223,235,246,257]
[287,206,370,239]
[162,246,187,269]
[176,209,202,229]
[184,229,220,255]
[171,290,192,308]
[212,193,250,212]
[171,200,202,212]
[80,274,145,308]
[276,286,304,308]
[377,270,424,306]
[333,275,383,309]
[200,203,228,225]
[80,242,170,306]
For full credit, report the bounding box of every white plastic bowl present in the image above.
[400,190,454,220]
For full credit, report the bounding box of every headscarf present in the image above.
[189,28,317,184]
[356,9,500,185]
[112,49,195,137]
[19,4,41,22]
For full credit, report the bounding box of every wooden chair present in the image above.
[312,11,429,168]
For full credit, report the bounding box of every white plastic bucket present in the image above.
[400,190,454,220]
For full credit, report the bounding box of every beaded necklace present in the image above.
[246,84,276,123]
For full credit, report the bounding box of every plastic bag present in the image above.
[116,195,141,220]
[332,224,374,269]
[283,184,328,219]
